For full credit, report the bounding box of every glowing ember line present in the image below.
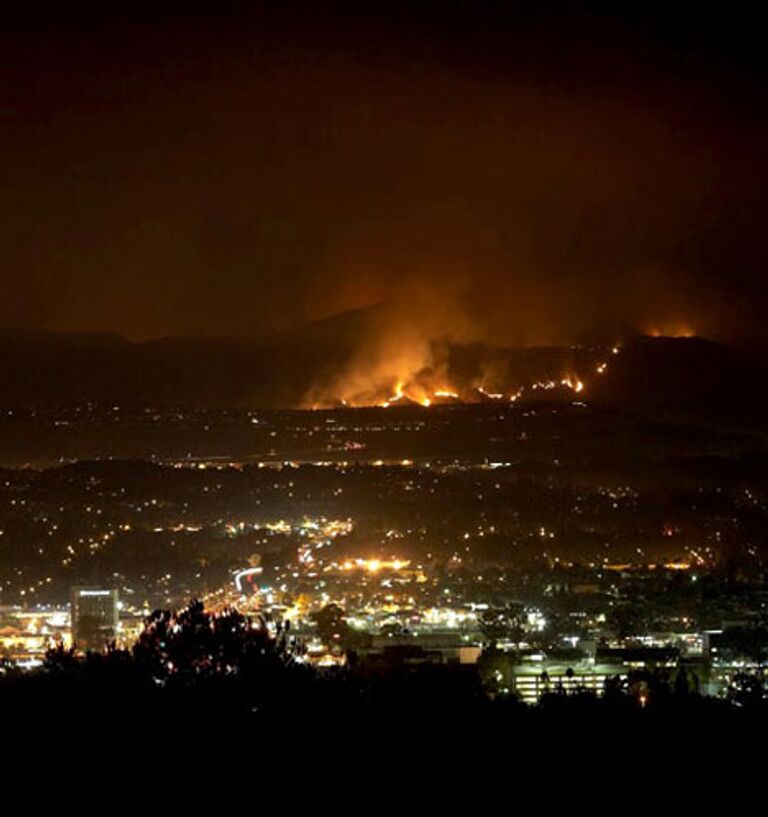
[477,386,504,400]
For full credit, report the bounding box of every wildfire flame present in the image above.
[645,325,696,339]
[560,376,584,393]
[477,386,504,400]
[372,375,586,408]
[305,340,638,409]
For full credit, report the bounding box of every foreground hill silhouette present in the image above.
[2,600,767,757]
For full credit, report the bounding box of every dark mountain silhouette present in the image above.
[589,336,768,424]
[0,328,266,408]
[1,318,767,425]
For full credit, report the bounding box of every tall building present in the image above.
[70,587,119,651]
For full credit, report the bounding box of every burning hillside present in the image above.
[5,320,768,426]
[303,338,618,409]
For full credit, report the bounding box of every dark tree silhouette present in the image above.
[479,603,527,645]
[312,603,348,649]
[726,672,766,708]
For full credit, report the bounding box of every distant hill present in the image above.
[588,336,768,424]
[1,320,766,425]
[0,328,267,407]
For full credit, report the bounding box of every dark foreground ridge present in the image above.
[4,600,766,753]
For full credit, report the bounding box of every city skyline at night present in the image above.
[2,4,768,773]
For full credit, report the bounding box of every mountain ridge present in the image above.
[1,317,766,425]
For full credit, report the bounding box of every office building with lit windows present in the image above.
[70,587,119,651]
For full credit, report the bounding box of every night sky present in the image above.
[3,4,768,349]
